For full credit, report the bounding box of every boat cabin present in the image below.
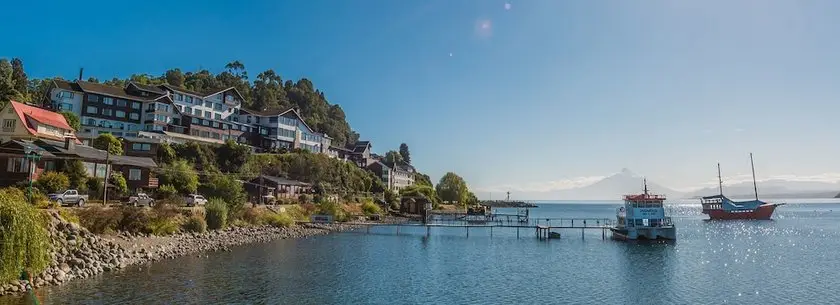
[615,182,672,229]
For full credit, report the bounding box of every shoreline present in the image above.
[0,211,358,296]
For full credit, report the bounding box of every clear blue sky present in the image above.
[4,1,840,196]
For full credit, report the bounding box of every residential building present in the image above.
[392,164,416,190]
[347,141,373,167]
[238,108,331,153]
[244,175,312,203]
[0,101,78,143]
[367,161,394,190]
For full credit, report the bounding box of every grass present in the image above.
[182,215,207,233]
[361,201,382,216]
[262,212,294,228]
[146,218,179,236]
[57,208,80,224]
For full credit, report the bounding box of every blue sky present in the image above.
[4,1,840,197]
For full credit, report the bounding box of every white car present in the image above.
[185,194,207,207]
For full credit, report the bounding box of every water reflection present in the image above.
[619,241,677,305]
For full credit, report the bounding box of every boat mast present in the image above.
[750,153,759,200]
[717,163,723,196]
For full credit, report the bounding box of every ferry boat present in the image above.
[700,154,785,220]
[610,179,676,240]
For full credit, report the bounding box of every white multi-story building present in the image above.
[239,108,331,153]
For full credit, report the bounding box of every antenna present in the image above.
[643,178,649,195]
[750,153,759,200]
[717,163,723,196]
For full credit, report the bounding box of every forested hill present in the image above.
[0,59,360,147]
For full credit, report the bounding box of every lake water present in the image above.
[4,201,840,305]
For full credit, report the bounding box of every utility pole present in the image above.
[103,143,111,206]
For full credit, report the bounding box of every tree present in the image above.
[215,140,250,173]
[92,133,123,155]
[28,78,52,107]
[384,150,403,168]
[10,58,27,100]
[0,59,20,103]
[158,160,199,194]
[399,143,411,164]
[61,111,80,131]
[435,172,470,205]
[63,160,88,189]
[0,188,51,283]
[414,172,433,187]
[110,171,128,196]
[156,142,176,165]
[200,174,246,219]
[164,68,185,87]
[36,171,70,193]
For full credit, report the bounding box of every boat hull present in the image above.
[704,204,781,220]
[610,226,676,241]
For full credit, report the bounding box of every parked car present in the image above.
[48,190,89,207]
[185,194,207,207]
[127,193,155,207]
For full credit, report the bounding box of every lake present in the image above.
[3,201,840,304]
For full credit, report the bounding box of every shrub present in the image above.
[36,171,70,194]
[116,207,151,234]
[241,207,266,226]
[0,188,51,282]
[362,201,382,216]
[146,218,179,236]
[157,184,178,199]
[58,208,80,224]
[182,216,207,233]
[298,194,312,204]
[317,201,347,222]
[229,219,250,227]
[286,205,310,221]
[86,177,104,200]
[158,160,199,194]
[109,171,128,197]
[76,206,121,234]
[201,174,246,219]
[205,198,228,230]
[262,212,294,228]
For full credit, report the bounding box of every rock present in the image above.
[55,270,66,282]
[10,285,19,293]
[59,263,71,273]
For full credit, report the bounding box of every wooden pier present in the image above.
[317,217,614,240]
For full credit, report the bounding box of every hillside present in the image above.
[521,169,684,200]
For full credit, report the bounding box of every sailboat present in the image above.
[700,153,785,220]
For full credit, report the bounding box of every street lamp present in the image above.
[23,147,42,204]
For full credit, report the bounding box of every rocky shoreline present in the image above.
[0,211,358,296]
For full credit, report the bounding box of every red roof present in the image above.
[9,101,77,141]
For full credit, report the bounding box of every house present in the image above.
[0,137,158,191]
[0,101,78,143]
[367,161,394,190]
[400,196,432,215]
[347,141,373,167]
[392,164,416,190]
[244,175,312,203]
[239,108,332,153]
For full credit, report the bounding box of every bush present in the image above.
[156,184,178,199]
[36,171,70,194]
[262,212,294,228]
[317,201,347,222]
[0,188,51,282]
[158,160,199,194]
[241,207,266,226]
[110,171,128,197]
[86,177,104,200]
[116,207,151,234]
[182,216,207,233]
[205,198,228,230]
[201,174,246,219]
[298,194,312,204]
[58,208,80,224]
[146,218,179,236]
[362,201,382,216]
[77,206,121,234]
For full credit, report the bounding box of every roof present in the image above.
[239,107,319,135]
[53,79,83,92]
[160,83,208,97]
[160,84,246,102]
[329,145,353,153]
[76,81,151,101]
[0,139,157,168]
[252,175,311,187]
[351,141,371,153]
[0,140,57,158]
[127,82,167,95]
[9,101,77,141]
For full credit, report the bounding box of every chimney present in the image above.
[64,136,75,151]
[78,68,84,81]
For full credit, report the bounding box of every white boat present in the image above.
[609,179,676,240]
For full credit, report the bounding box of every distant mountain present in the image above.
[685,179,840,199]
[522,168,684,200]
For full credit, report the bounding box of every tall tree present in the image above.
[164,68,185,87]
[10,58,27,99]
[86,77,99,83]
[215,140,251,173]
[384,150,403,168]
[435,172,470,205]
[399,143,411,164]
[92,134,123,155]
[0,59,19,103]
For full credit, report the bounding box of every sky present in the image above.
[3,0,840,198]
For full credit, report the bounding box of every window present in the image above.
[86,106,98,114]
[222,124,229,130]
[45,161,56,172]
[131,143,151,151]
[129,169,142,181]
[102,109,113,116]
[191,117,199,124]
[85,118,96,126]
[212,132,220,139]
[214,103,223,111]
[194,98,202,105]
[255,117,261,124]
[212,122,219,128]
[185,96,192,103]
[246,116,252,124]
[125,132,137,137]
[204,101,212,108]
[260,128,268,135]
[2,119,15,132]
[190,129,200,136]
[103,97,114,105]
[175,94,183,101]
[279,128,295,138]
[88,95,100,102]
[204,112,211,119]
[6,158,30,173]
[240,125,247,131]
[127,124,136,131]
[131,102,140,109]
[200,131,210,138]
[195,109,202,116]
[146,113,154,120]
[116,110,126,118]
[214,113,222,120]
[269,117,278,123]
[60,103,73,111]
[185,107,193,114]
[130,113,139,120]
[59,91,74,99]
[117,99,127,107]
[202,119,210,126]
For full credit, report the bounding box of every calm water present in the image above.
[4,201,840,305]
